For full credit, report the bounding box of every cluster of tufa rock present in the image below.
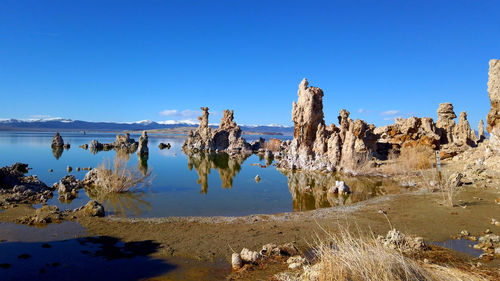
[16,200,105,226]
[377,229,427,253]
[231,242,301,270]
[89,132,148,155]
[183,108,251,153]
[0,163,54,206]
[278,78,484,172]
[53,175,83,202]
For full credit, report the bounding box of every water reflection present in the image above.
[52,146,63,159]
[185,152,249,193]
[85,189,152,217]
[281,170,402,211]
[138,154,149,177]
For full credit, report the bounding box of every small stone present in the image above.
[48,169,53,172]
[240,248,260,263]
[255,175,261,182]
[67,166,72,172]
[231,253,242,270]
[484,229,492,234]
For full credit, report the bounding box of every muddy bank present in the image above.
[1,183,500,279]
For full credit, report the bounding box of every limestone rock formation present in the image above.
[137,131,149,156]
[436,102,457,144]
[51,132,64,148]
[0,163,54,206]
[478,119,486,142]
[454,111,475,147]
[183,107,212,151]
[487,59,500,151]
[53,175,82,202]
[279,78,481,173]
[376,117,441,150]
[183,108,250,153]
[279,79,381,172]
[88,133,138,154]
[112,133,138,152]
[292,78,325,156]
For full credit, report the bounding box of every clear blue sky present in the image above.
[1,1,499,128]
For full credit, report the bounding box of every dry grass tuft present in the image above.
[397,145,434,172]
[308,225,488,281]
[312,228,432,281]
[92,157,152,194]
[262,138,283,152]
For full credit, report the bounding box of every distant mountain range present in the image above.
[0,118,294,135]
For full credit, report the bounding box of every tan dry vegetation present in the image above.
[92,158,152,194]
[307,225,488,281]
[396,145,435,172]
[262,138,283,152]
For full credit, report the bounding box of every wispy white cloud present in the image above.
[159,109,179,116]
[357,108,373,114]
[380,110,400,116]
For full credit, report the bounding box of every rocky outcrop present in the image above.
[487,59,500,151]
[454,111,475,147]
[278,78,482,172]
[478,119,486,142]
[375,117,441,150]
[279,79,380,172]
[0,163,54,206]
[436,102,457,144]
[51,132,64,147]
[292,78,325,157]
[183,108,250,153]
[88,133,139,154]
[53,175,83,202]
[137,131,148,156]
[158,142,171,149]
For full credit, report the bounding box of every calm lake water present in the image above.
[0,131,402,218]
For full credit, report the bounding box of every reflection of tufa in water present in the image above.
[186,151,249,193]
[52,146,63,159]
[281,170,401,211]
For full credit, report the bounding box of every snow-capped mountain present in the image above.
[0,118,293,135]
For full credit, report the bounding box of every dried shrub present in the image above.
[92,158,151,194]
[262,138,282,152]
[398,145,434,172]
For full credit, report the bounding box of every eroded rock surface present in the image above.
[51,132,64,148]
[0,163,53,206]
[183,108,250,153]
[487,59,500,151]
[137,131,149,156]
[279,79,478,173]
[53,175,83,202]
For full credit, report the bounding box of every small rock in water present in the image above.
[48,169,53,172]
[76,167,80,172]
[255,175,261,182]
[66,166,72,172]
